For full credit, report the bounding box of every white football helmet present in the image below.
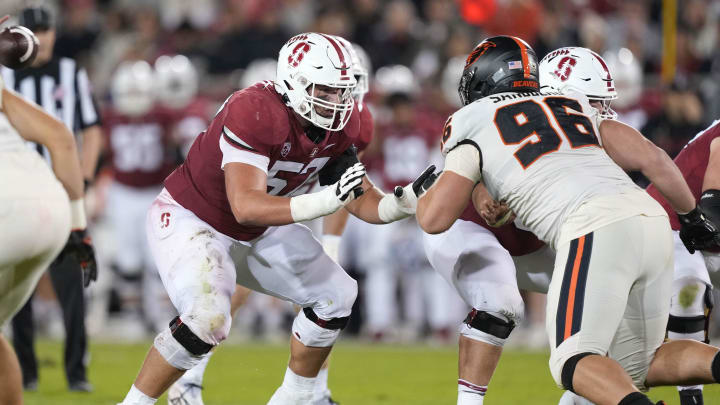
[111,60,155,117]
[240,58,277,89]
[374,64,420,97]
[154,54,199,110]
[539,47,618,119]
[276,33,357,131]
[334,36,371,104]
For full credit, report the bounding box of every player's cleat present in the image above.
[679,388,703,405]
[168,382,204,405]
[69,380,94,392]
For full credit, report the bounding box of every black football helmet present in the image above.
[458,36,540,105]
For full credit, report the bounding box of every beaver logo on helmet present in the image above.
[465,41,496,69]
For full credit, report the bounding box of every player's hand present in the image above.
[480,200,516,227]
[54,229,98,287]
[392,165,438,214]
[678,206,720,254]
[319,145,359,186]
[334,162,365,204]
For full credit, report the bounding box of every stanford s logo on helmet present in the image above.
[538,47,618,119]
[288,42,311,67]
[458,36,539,106]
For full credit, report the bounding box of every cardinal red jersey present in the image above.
[104,107,177,188]
[647,120,720,230]
[164,81,363,241]
[355,102,374,152]
[459,203,545,256]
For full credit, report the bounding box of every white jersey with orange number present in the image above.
[441,91,665,248]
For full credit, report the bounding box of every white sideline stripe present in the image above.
[219,135,269,173]
[223,126,255,150]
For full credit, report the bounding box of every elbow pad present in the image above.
[700,189,720,226]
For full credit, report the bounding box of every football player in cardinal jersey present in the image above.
[118,33,428,405]
[416,36,720,405]
[645,122,720,405]
[166,37,375,405]
[104,60,183,332]
[539,47,720,405]
[0,40,94,403]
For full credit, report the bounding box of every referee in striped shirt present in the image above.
[0,7,102,393]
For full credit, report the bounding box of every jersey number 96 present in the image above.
[494,97,599,169]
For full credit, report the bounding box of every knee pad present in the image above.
[669,278,713,343]
[153,322,213,370]
[463,282,525,325]
[291,307,349,347]
[559,352,596,392]
[459,309,516,347]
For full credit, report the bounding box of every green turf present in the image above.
[22,340,720,404]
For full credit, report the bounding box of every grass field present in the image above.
[23,340,720,405]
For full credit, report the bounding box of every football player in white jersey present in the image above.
[416,36,720,405]
[540,47,720,405]
[0,33,95,404]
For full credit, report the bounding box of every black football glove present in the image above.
[393,165,440,199]
[678,206,720,254]
[54,229,98,287]
[319,145,360,186]
[699,189,720,226]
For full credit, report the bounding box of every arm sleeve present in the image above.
[444,143,482,183]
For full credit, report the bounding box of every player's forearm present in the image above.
[228,190,295,226]
[80,125,103,182]
[345,180,385,224]
[3,89,84,199]
[417,172,472,234]
[643,147,695,214]
[703,138,720,191]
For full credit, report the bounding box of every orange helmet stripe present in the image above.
[510,36,530,79]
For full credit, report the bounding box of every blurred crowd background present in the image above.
[2,0,720,347]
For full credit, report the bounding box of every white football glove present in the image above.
[290,162,366,222]
[335,162,366,204]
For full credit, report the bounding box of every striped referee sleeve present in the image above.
[74,65,100,129]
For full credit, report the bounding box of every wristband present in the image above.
[289,186,341,223]
[70,198,87,230]
[378,193,411,223]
